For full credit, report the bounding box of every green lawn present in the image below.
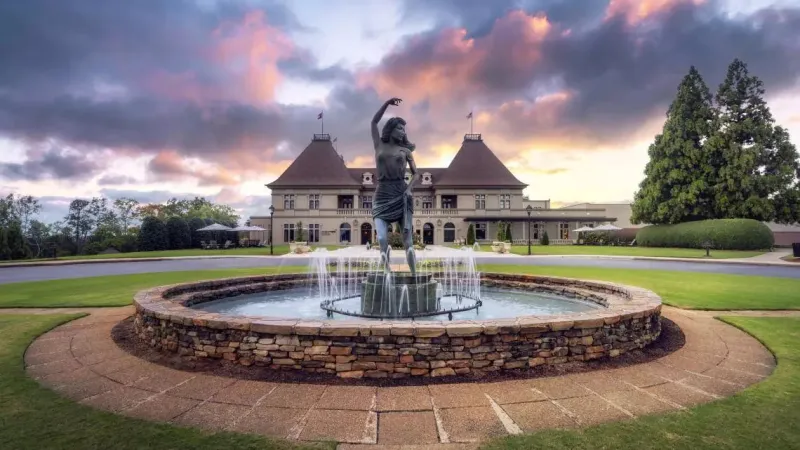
[480,264,800,310]
[0,314,331,450]
[0,267,305,308]
[483,316,800,450]
[1,265,798,310]
[0,245,345,264]
[509,245,767,259]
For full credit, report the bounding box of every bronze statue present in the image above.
[370,97,418,274]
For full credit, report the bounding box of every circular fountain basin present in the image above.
[195,287,602,321]
[133,273,662,379]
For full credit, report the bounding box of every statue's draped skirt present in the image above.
[372,179,414,235]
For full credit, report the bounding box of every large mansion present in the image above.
[250,134,638,246]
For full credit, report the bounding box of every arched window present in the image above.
[339,223,351,243]
[443,222,455,243]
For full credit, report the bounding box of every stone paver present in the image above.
[23,305,778,446]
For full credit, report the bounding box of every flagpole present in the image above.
[470,113,474,134]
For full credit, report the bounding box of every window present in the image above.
[283,194,295,209]
[339,223,351,242]
[500,194,511,209]
[475,222,487,240]
[338,196,353,209]
[283,223,295,242]
[422,196,433,209]
[474,194,485,209]
[442,197,454,209]
[308,194,319,210]
[531,223,541,240]
[362,172,373,184]
[361,195,373,209]
[443,222,455,243]
[308,223,320,243]
[559,223,570,240]
[422,172,432,185]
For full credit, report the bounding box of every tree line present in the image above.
[631,59,800,226]
[0,195,240,260]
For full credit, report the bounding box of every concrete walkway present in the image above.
[21,306,779,448]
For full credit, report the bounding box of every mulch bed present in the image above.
[112,317,685,387]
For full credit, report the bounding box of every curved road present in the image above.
[1,256,798,284]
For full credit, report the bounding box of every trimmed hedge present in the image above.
[635,219,773,250]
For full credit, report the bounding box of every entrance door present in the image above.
[423,223,434,245]
[361,223,372,245]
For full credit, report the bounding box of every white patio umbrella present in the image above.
[594,224,622,231]
[573,226,593,232]
[196,223,232,232]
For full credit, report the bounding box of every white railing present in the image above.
[419,209,459,216]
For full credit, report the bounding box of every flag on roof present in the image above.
[317,111,323,120]
[466,111,473,119]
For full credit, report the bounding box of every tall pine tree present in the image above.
[631,66,716,224]
[706,58,800,223]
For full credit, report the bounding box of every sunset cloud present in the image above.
[0,0,799,223]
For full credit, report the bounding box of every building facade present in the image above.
[250,134,636,246]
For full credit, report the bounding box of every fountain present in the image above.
[130,98,663,378]
[312,245,482,320]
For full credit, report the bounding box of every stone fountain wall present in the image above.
[132,273,662,379]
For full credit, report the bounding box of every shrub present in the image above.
[166,217,191,250]
[506,223,513,242]
[540,230,550,246]
[635,219,773,250]
[137,216,169,251]
[496,222,505,242]
[466,224,475,245]
[388,232,404,249]
[584,231,635,246]
[296,221,306,242]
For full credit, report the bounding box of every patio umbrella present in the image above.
[573,226,593,232]
[594,224,622,231]
[196,223,232,232]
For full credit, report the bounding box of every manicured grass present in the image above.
[0,267,305,308]
[0,314,330,450]
[2,265,799,310]
[0,245,345,263]
[509,245,767,259]
[483,316,800,450]
[479,264,800,310]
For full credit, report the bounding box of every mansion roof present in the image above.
[267,133,528,189]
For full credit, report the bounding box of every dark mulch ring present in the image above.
[111,317,685,387]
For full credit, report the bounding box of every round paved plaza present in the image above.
[24,304,776,447]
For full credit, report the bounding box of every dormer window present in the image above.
[422,172,432,185]
[362,172,373,184]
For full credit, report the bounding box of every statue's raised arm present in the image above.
[371,98,402,150]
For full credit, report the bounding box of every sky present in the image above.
[1,0,799,223]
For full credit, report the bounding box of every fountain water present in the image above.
[313,245,482,320]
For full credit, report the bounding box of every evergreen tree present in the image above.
[188,217,207,248]
[166,217,191,250]
[6,222,31,259]
[540,230,549,246]
[506,222,513,242]
[631,66,716,224]
[137,216,169,251]
[706,59,800,223]
[466,224,475,245]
